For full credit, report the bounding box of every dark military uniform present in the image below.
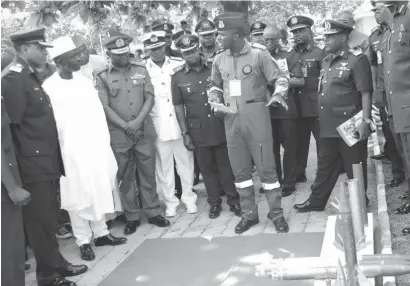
[94,62,161,221]
[269,47,303,189]
[369,24,405,181]
[382,2,410,195]
[2,53,68,285]
[1,98,25,286]
[172,53,239,208]
[288,15,327,181]
[196,19,219,63]
[300,22,373,208]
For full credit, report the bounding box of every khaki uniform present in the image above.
[94,62,161,221]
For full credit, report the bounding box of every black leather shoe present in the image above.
[229,204,242,217]
[371,153,387,160]
[294,199,325,212]
[56,264,88,277]
[273,217,289,233]
[259,187,265,194]
[387,178,404,188]
[394,203,410,215]
[296,174,307,183]
[79,244,95,261]
[44,277,76,286]
[148,215,170,227]
[282,185,296,197]
[403,227,410,235]
[124,220,141,235]
[235,218,259,234]
[209,205,222,219]
[94,234,127,247]
[115,214,127,223]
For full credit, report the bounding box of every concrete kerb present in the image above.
[371,130,395,285]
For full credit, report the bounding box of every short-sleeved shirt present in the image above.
[369,25,388,106]
[294,43,327,117]
[94,62,157,148]
[1,58,64,183]
[1,98,22,202]
[382,4,410,133]
[172,60,226,147]
[319,49,373,138]
[269,48,303,119]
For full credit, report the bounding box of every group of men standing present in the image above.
[1,2,409,286]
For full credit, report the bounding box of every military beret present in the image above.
[152,23,174,34]
[287,15,314,32]
[9,27,53,48]
[250,22,267,35]
[142,31,166,50]
[174,34,199,52]
[322,20,353,35]
[103,29,133,54]
[172,30,192,41]
[214,13,245,31]
[195,19,216,35]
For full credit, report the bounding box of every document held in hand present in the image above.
[336,110,376,147]
[208,102,237,114]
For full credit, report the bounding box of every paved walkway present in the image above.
[24,137,377,286]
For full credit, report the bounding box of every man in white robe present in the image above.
[43,36,127,262]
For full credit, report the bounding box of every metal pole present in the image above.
[347,179,365,246]
[352,163,368,226]
[339,181,358,286]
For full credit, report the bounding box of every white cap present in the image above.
[47,37,77,59]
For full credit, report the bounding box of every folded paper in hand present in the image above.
[336,110,376,147]
[208,102,236,114]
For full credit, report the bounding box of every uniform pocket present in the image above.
[332,105,358,117]
[143,117,157,140]
[187,118,203,142]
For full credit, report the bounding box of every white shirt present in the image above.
[146,57,185,141]
[43,72,119,220]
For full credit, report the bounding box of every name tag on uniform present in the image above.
[229,80,241,97]
[377,50,382,64]
[302,66,308,77]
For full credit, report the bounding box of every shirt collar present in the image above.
[295,43,313,52]
[199,44,218,56]
[147,56,171,69]
[229,40,251,56]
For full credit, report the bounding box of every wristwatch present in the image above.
[181,131,189,136]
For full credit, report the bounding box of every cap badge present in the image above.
[116,38,125,48]
[324,21,331,31]
[203,21,210,29]
[164,24,168,31]
[182,36,190,46]
[218,20,225,29]
[255,23,261,29]
[151,35,158,43]
[291,17,298,25]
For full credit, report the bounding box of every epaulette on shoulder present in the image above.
[280,46,293,53]
[349,48,363,56]
[170,56,183,61]
[251,42,267,50]
[370,26,380,35]
[92,65,109,77]
[171,64,185,75]
[8,63,24,73]
[131,60,146,67]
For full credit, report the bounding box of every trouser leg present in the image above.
[280,119,299,187]
[1,200,25,286]
[310,138,343,206]
[173,138,197,206]
[68,211,93,247]
[385,115,406,180]
[271,119,283,182]
[194,153,200,181]
[174,162,182,197]
[136,139,161,218]
[398,132,410,192]
[310,117,320,158]
[196,145,222,207]
[214,142,240,206]
[90,217,110,239]
[113,146,141,221]
[22,180,68,285]
[227,132,256,220]
[296,118,311,177]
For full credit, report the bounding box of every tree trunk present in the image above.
[218,1,251,35]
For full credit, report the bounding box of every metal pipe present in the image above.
[347,178,365,246]
[339,181,358,285]
[352,163,368,226]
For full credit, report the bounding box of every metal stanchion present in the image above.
[339,182,358,285]
[347,179,365,246]
[353,163,368,226]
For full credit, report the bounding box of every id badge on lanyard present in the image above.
[377,50,382,65]
[229,79,241,97]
